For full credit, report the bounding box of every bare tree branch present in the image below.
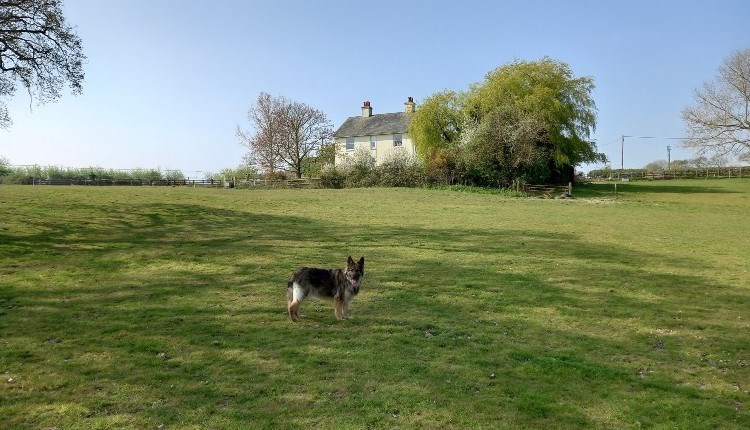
[0,0,85,129]
[237,93,331,178]
[682,48,750,159]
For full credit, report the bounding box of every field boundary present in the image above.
[587,166,749,181]
[4,177,325,188]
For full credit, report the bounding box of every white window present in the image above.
[370,136,377,150]
[346,137,354,150]
[393,134,402,147]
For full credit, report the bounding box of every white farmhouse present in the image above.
[333,98,417,166]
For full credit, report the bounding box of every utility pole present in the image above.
[667,145,671,170]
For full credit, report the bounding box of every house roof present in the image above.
[333,112,410,138]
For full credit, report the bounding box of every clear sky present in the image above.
[2,0,749,176]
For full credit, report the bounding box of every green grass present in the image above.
[1,180,749,429]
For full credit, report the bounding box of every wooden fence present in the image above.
[19,178,225,187]
[236,178,320,189]
[588,166,748,181]
[15,177,322,189]
[520,183,573,197]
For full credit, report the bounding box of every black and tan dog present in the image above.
[286,256,365,322]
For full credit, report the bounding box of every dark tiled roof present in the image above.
[333,112,410,138]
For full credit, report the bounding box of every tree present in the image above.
[278,100,332,179]
[237,92,284,173]
[301,138,335,177]
[465,57,604,168]
[0,0,85,129]
[237,93,331,178]
[409,90,464,158]
[458,106,550,185]
[0,154,9,174]
[409,57,605,185]
[644,160,668,171]
[682,48,750,160]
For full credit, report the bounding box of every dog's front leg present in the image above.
[334,297,345,320]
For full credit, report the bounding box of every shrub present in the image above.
[319,165,345,189]
[375,151,427,187]
[263,171,288,181]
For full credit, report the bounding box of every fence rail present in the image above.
[518,183,573,197]
[237,178,320,188]
[10,177,322,189]
[17,178,226,187]
[588,166,748,181]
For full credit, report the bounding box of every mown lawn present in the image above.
[1,180,748,429]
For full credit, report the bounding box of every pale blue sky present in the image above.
[2,0,749,176]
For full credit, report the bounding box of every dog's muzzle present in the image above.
[347,276,360,293]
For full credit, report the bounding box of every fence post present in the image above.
[568,182,572,195]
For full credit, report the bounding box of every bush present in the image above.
[375,151,427,187]
[341,148,377,188]
[319,165,345,189]
[0,172,31,184]
[263,171,288,181]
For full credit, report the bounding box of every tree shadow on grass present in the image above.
[1,200,748,428]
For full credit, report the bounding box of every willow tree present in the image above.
[464,57,604,168]
[410,58,605,185]
[408,90,464,158]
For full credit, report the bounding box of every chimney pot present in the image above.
[362,100,373,117]
[404,96,416,114]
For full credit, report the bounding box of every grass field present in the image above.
[1,180,749,429]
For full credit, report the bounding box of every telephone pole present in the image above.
[667,145,671,170]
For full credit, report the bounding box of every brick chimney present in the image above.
[404,96,416,114]
[361,101,372,117]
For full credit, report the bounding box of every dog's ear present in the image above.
[358,256,365,268]
[348,255,354,265]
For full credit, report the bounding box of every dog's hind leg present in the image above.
[288,282,305,322]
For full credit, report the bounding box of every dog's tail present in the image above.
[286,277,294,302]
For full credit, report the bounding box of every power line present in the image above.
[620,135,702,172]
[621,135,701,140]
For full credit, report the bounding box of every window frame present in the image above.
[370,135,377,150]
[346,137,355,151]
[393,133,403,147]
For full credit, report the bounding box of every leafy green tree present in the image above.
[409,90,465,158]
[669,159,690,169]
[410,57,605,186]
[458,106,550,186]
[0,155,9,175]
[301,138,335,177]
[209,165,258,181]
[465,57,604,167]
[644,160,668,171]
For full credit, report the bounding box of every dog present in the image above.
[286,256,365,322]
